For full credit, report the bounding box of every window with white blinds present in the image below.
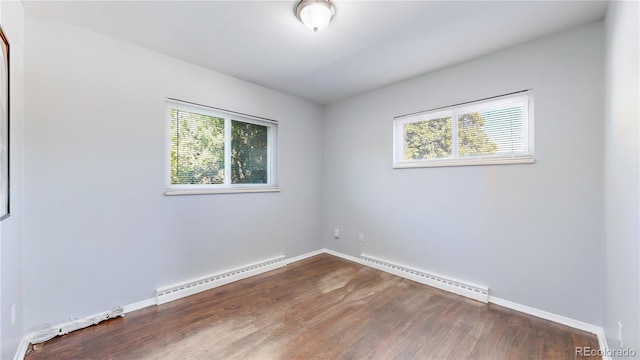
[166,99,278,195]
[393,91,534,168]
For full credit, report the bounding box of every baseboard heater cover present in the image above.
[359,254,489,303]
[156,255,287,305]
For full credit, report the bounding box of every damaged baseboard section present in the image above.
[16,298,157,360]
[29,307,125,345]
[16,307,127,359]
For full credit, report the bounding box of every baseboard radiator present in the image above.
[156,255,287,305]
[360,254,489,303]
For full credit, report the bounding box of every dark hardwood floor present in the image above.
[26,254,599,359]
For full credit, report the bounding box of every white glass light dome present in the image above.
[296,0,336,32]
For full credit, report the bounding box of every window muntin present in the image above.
[166,100,277,194]
[394,92,533,168]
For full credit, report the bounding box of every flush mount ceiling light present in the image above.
[295,0,336,32]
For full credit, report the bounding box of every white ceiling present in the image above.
[23,1,608,105]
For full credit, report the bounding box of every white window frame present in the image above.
[393,91,535,168]
[165,99,279,195]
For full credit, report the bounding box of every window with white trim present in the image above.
[166,99,278,195]
[393,91,534,168]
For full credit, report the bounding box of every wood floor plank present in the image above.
[25,254,599,359]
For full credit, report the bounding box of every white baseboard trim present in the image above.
[122,297,156,313]
[488,296,601,334]
[323,248,363,264]
[13,337,30,360]
[489,296,609,358]
[595,327,612,360]
[286,249,325,264]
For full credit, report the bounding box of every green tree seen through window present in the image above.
[403,112,497,160]
[231,120,268,184]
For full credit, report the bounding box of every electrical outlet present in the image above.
[11,304,15,326]
[358,233,365,242]
[333,228,340,238]
[618,321,623,347]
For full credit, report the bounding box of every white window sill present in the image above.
[393,156,535,169]
[165,187,280,196]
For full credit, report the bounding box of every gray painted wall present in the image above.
[23,12,324,330]
[604,1,639,355]
[0,2,25,359]
[11,4,634,358]
[323,22,605,325]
